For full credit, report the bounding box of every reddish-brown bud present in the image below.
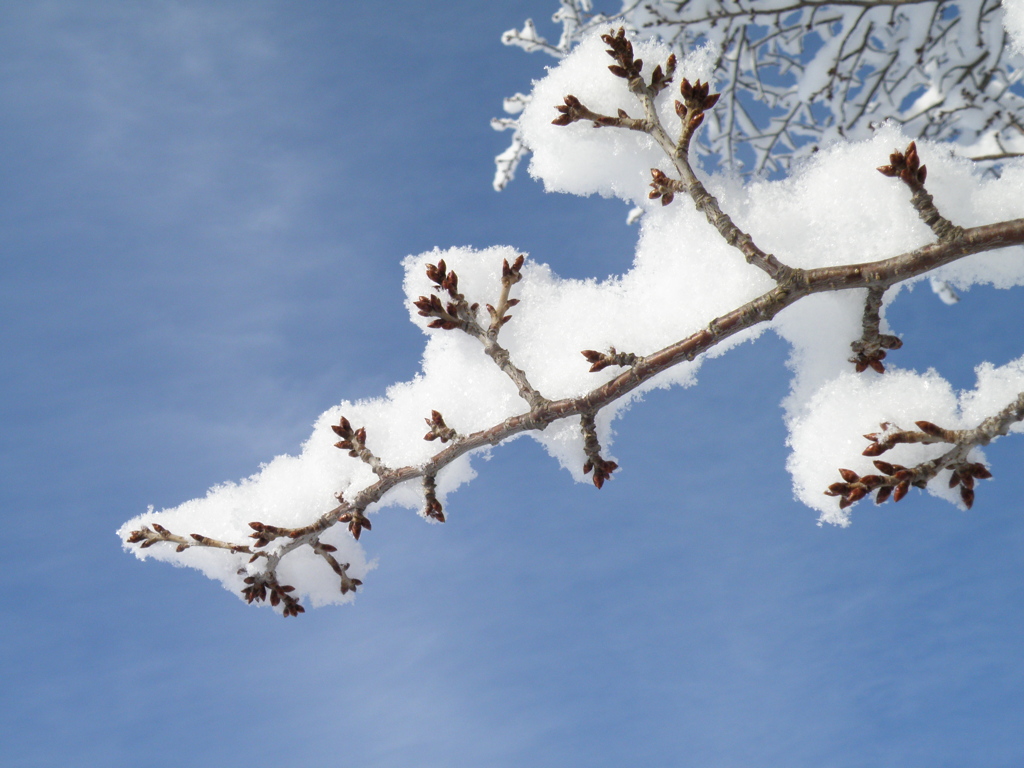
[893,480,911,503]
[825,482,850,496]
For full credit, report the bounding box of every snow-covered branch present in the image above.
[123,28,1024,615]
[826,390,1024,509]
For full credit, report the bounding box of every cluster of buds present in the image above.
[125,527,153,546]
[422,474,445,523]
[337,506,372,540]
[648,168,680,206]
[241,574,303,617]
[127,523,183,551]
[601,27,676,95]
[413,260,478,331]
[332,415,387,475]
[946,461,992,509]
[878,141,964,242]
[862,420,949,456]
[552,29,678,128]
[676,78,720,135]
[850,333,903,373]
[584,456,619,489]
[339,568,362,595]
[311,540,363,595]
[486,255,525,330]
[581,412,618,489]
[331,416,365,457]
[424,410,459,443]
[247,521,297,549]
[825,462,917,508]
[552,94,592,127]
[503,254,525,281]
[581,347,640,373]
[826,419,994,510]
[602,26,645,85]
[826,457,991,510]
[878,141,927,190]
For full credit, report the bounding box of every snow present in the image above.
[1008,0,1024,57]
[500,1,1024,180]
[122,24,1024,611]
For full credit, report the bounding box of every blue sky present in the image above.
[2,2,1024,766]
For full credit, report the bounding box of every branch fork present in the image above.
[416,256,548,409]
[552,30,792,283]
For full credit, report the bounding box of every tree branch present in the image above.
[128,210,1024,613]
[130,28,1024,614]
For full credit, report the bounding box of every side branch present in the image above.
[554,30,793,282]
[415,257,549,409]
[849,286,902,373]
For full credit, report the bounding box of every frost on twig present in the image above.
[490,120,528,191]
[494,1,616,189]
[499,1,1024,180]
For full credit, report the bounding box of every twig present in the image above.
[826,391,1024,509]
[554,29,795,283]
[415,256,549,409]
[581,412,618,488]
[878,141,965,242]
[849,286,902,373]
